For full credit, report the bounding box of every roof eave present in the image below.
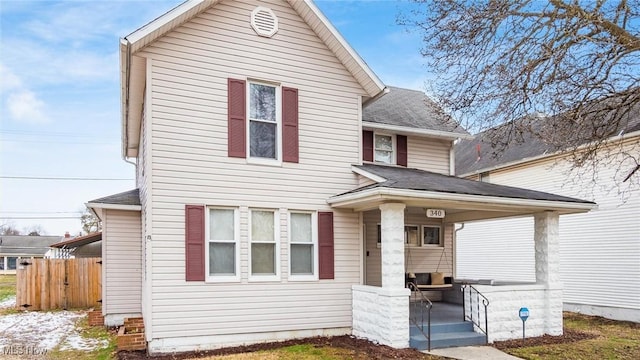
[363,121,473,141]
[327,187,596,214]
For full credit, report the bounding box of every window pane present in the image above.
[375,134,392,151]
[209,242,235,275]
[423,227,441,245]
[375,150,392,164]
[291,213,312,243]
[8,257,17,270]
[250,121,276,158]
[405,226,419,246]
[252,211,275,242]
[291,244,313,275]
[210,209,234,240]
[250,83,276,122]
[252,243,275,274]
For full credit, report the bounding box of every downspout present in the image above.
[453,223,465,280]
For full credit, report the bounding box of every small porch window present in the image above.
[422,225,442,246]
[377,224,421,247]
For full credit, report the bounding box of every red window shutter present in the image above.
[282,87,299,163]
[228,78,246,158]
[363,130,373,162]
[397,135,408,167]
[185,205,205,281]
[318,211,334,280]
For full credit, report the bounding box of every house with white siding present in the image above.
[87,0,597,353]
[455,114,640,323]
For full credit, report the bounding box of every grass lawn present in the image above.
[497,312,640,360]
[47,316,118,360]
[0,274,16,301]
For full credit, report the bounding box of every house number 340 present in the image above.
[427,209,445,218]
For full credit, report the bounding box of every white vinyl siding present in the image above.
[407,136,451,174]
[138,0,366,340]
[457,148,640,314]
[103,209,142,315]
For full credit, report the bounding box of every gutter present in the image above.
[121,38,132,162]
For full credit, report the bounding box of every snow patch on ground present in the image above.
[0,296,16,309]
[0,310,109,352]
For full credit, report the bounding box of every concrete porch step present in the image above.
[410,322,486,350]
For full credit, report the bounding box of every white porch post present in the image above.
[380,202,406,288]
[534,211,563,335]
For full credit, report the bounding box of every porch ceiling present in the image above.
[328,164,596,222]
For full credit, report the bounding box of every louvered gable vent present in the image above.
[251,6,278,38]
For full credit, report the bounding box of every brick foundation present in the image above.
[117,317,146,351]
[88,309,104,326]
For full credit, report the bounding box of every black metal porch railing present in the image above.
[407,282,433,351]
[461,284,490,344]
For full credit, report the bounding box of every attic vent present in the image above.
[251,6,278,38]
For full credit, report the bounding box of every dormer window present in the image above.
[374,133,394,164]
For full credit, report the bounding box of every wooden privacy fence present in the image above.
[16,257,101,311]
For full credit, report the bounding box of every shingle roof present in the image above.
[362,86,468,135]
[89,189,140,206]
[348,164,593,204]
[50,232,102,249]
[0,236,63,256]
[456,102,640,175]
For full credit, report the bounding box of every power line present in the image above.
[0,217,81,220]
[0,211,84,214]
[1,176,134,181]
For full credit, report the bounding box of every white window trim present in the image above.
[205,206,240,283]
[376,223,422,248]
[373,132,396,165]
[404,224,421,248]
[248,208,281,282]
[246,79,282,166]
[288,211,318,281]
[422,224,443,247]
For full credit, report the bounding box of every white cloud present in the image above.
[7,89,50,124]
[0,63,23,92]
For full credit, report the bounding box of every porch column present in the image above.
[379,202,406,288]
[534,211,560,285]
[534,211,563,335]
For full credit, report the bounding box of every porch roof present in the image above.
[330,164,595,221]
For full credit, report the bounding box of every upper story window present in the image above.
[227,78,299,164]
[374,133,394,164]
[249,82,280,160]
[363,130,407,167]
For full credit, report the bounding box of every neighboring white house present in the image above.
[0,235,62,274]
[455,115,640,322]
[86,0,596,353]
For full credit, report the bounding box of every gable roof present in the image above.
[347,164,593,205]
[456,102,640,176]
[363,86,471,139]
[0,236,63,256]
[120,0,386,158]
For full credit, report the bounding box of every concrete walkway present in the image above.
[426,346,522,360]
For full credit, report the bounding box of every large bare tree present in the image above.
[401,0,640,195]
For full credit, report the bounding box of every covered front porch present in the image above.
[331,164,595,349]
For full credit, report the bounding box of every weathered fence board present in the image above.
[15,257,101,311]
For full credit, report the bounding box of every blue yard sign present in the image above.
[519,307,529,340]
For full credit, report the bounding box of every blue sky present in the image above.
[0,0,429,236]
